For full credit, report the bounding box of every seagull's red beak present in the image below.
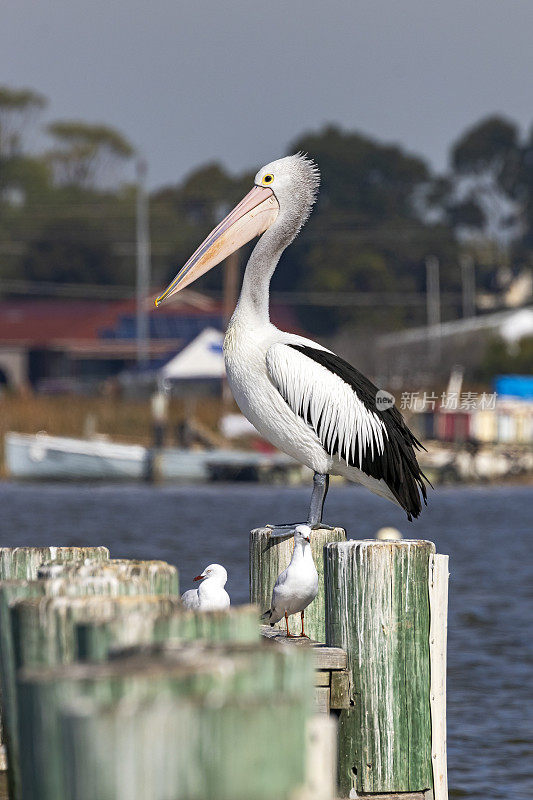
[193,574,203,581]
[155,184,279,306]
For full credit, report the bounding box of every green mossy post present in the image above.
[77,604,261,661]
[250,526,346,642]
[10,595,182,670]
[37,559,179,596]
[0,575,154,800]
[324,539,436,799]
[0,547,109,581]
[59,692,308,800]
[17,641,314,800]
[0,545,109,769]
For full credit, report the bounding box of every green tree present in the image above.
[0,86,47,156]
[291,124,428,218]
[276,125,459,333]
[22,218,116,284]
[476,336,533,381]
[46,121,134,187]
[451,116,519,176]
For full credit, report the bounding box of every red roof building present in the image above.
[0,290,305,391]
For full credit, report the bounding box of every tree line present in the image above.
[1,83,533,338]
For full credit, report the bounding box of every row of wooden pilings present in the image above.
[0,531,448,800]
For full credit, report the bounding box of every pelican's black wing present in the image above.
[267,343,429,520]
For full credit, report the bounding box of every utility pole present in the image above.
[460,254,475,318]
[136,158,151,367]
[426,256,441,362]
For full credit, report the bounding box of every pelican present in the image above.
[156,154,428,529]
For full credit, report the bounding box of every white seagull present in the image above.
[156,154,429,530]
[263,525,318,638]
[181,564,230,611]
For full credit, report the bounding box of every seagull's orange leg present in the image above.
[299,610,310,638]
[285,612,296,638]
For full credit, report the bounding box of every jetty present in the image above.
[0,528,449,799]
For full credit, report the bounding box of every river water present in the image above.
[0,481,531,800]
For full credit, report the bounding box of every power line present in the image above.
[0,279,466,307]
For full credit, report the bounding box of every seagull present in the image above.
[156,154,429,531]
[376,526,403,541]
[181,564,230,611]
[262,525,318,638]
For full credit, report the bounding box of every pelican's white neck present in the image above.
[235,240,279,323]
[234,192,314,325]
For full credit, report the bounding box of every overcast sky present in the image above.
[2,0,533,187]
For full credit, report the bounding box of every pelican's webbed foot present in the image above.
[265,522,335,536]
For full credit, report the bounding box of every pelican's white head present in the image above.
[254,153,320,230]
[294,524,312,544]
[193,563,228,586]
[155,153,320,306]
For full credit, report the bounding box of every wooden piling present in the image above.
[37,558,179,595]
[250,526,346,642]
[59,691,309,800]
[17,641,314,800]
[0,547,109,581]
[324,539,438,798]
[0,575,155,800]
[0,540,112,756]
[429,553,449,800]
[10,595,182,670]
[77,604,260,661]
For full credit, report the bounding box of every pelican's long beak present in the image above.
[155,185,279,306]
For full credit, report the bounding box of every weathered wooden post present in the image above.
[0,546,109,772]
[0,547,109,581]
[250,526,346,642]
[0,574,155,800]
[10,595,182,670]
[429,552,449,800]
[37,558,179,596]
[17,641,314,800]
[324,539,448,800]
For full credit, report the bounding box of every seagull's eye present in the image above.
[262,173,274,186]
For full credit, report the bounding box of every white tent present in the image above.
[160,328,225,380]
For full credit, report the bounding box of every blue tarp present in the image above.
[494,374,533,400]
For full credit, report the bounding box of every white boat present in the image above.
[5,432,147,481]
[4,432,302,483]
[160,447,300,483]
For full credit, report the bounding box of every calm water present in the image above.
[0,481,531,800]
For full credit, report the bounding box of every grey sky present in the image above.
[2,0,533,187]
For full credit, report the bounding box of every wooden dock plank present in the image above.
[330,670,350,710]
[260,626,347,670]
[314,670,331,687]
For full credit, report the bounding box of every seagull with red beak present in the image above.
[156,154,428,532]
[181,563,230,611]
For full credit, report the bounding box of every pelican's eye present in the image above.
[261,173,274,186]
